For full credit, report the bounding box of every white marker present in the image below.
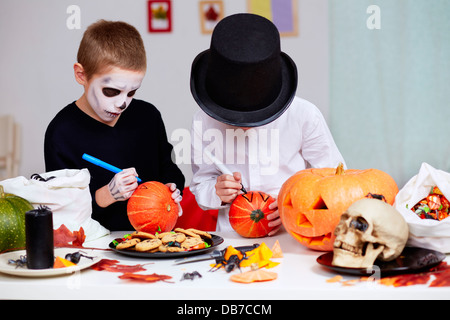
[203,149,247,193]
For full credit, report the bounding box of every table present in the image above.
[0,230,449,300]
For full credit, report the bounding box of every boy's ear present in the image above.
[74,63,88,85]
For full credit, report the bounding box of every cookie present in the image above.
[181,237,204,249]
[130,231,156,239]
[135,238,162,252]
[156,232,173,239]
[161,233,186,244]
[159,244,185,253]
[116,238,141,250]
[174,228,201,239]
[167,246,185,252]
[187,228,212,239]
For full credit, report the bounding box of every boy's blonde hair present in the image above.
[77,20,147,79]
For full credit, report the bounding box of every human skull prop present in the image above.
[332,198,409,268]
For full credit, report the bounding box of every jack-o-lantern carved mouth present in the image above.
[291,231,333,247]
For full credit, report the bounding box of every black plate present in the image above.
[108,234,224,259]
[317,247,446,277]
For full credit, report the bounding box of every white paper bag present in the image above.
[394,163,450,252]
[0,169,109,241]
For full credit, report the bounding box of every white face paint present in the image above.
[86,68,145,123]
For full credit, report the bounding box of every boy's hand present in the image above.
[166,182,183,217]
[108,168,139,201]
[267,199,282,236]
[215,172,243,204]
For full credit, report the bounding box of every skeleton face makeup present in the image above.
[86,67,145,123]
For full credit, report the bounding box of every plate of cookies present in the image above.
[108,228,224,258]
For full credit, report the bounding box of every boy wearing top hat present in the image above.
[189,13,345,234]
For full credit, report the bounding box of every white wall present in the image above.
[0,0,329,185]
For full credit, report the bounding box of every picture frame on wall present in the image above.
[247,0,298,37]
[148,0,172,33]
[199,0,224,34]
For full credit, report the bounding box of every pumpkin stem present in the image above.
[250,209,265,223]
[335,163,345,175]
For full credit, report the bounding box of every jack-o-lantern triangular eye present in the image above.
[311,196,328,210]
[283,192,293,208]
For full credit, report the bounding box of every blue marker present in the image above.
[82,153,142,183]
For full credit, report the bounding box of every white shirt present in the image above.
[190,96,346,232]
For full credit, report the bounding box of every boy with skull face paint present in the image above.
[44,20,185,231]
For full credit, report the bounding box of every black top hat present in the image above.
[190,13,298,127]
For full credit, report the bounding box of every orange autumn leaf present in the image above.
[265,261,280,269]
[240,242,273,267]
[271,240,283,258]
[230,269,278,284]
[53,256,77,268]
[326,275,343,283]
[224,245,244,260]
[119,273,173,283]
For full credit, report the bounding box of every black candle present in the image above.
[25,206,54,269]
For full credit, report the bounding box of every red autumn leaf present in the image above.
[91,259,147,273]
[53,224,86,247]
[389,273,431,287]
[428,262,450,287]
[53,224,77,247]
[119,273,173,283]
[90,259,120,271]
[376,262,450,287]
[72,227,86,247]
[429,271,450,287]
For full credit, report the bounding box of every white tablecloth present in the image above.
[0,230,448,300]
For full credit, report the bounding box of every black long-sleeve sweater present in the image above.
[44,99,185,231]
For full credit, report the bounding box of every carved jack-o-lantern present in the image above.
[278,164,399,251]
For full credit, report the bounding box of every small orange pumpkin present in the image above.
[127,181,179,234]
[229,191,276,238]
[278,163,398,251]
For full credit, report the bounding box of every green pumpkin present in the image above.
[0,185,34,252]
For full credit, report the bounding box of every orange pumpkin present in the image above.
[127,181,179,234]
[229,191,276,238]
[278,163,398,251]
